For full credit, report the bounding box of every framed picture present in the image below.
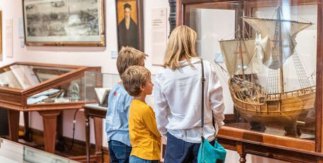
[22,0,106,46]
[116,0,144,51]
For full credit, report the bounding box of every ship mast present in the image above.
[238,29,246,78]
[276,6,285,93]
[237,2,246,79]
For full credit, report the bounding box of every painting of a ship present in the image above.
[219,7,315,136]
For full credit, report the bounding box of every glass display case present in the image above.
[0,62,100,107]
[178,0,323,162]
[0,138,78,163]
[0,62,101,153]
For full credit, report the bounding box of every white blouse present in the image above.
[153,57,225,143]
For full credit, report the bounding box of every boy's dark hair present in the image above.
[124,3,131,10]
[117,46,146,75]
[121,66,151,96]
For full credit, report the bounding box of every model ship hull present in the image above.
[229,79,315,135]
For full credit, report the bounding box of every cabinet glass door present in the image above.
[185,0,317,139]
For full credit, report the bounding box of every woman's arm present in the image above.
[153,78,169,136]
[208,63,225,129]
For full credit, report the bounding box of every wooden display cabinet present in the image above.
[177,0,323,162]
[0,62,101,153]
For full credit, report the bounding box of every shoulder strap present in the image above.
[201,58,205,137]
[200,59,216,140]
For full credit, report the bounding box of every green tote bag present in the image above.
[197,59,227,163]
[197,137,226,163]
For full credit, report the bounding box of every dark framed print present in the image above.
[22,0,106,46]
[116,0,144,51]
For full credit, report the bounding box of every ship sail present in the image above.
[219,39,255,76]
[242,17,312,69]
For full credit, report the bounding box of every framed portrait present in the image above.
[116,0,144,51]
[22,0,106,46]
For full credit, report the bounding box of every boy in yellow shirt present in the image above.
[122,66,161,163]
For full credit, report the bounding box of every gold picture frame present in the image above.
[116,0,144,51]
[22,0,106,46]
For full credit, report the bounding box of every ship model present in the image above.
[219,7,315,136]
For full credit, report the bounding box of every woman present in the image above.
[153,25,225,163]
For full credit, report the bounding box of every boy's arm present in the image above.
[142,107,161,139]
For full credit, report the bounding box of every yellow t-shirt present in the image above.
[129,99,161,160]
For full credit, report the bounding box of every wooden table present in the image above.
[5,102,85,153]
[218,126,323,163]
[84,103,107,163]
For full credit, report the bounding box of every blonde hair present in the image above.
[164,25,198,69]
[121,66,151,96]
[117,46,146,75]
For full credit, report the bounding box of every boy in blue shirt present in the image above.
[105,47,146,163]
